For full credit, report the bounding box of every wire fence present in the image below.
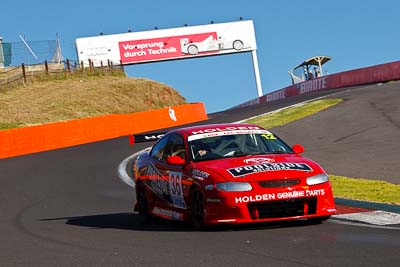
[0,39,59,67]
[0,59,125,90]
[0,37,127,89]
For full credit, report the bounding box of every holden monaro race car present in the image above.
[130,123,336,228]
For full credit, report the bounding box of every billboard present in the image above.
[76,20,257,66]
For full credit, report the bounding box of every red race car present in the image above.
[130,123,336,228]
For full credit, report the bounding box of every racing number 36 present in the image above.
[169,172,186,209]
[170,172,182,195]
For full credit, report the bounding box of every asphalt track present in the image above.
[0,82,399,266]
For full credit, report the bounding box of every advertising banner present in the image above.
[76,20,257,66]
[232,60,400,109]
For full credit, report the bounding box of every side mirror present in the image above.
[292,144,304,154]
[166,155,185,165]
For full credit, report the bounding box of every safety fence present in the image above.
[234,60,400,108]
[0,102,208,159]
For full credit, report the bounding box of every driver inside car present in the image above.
[193,143,217,161]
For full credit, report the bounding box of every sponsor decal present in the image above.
[266,90,286,102]
[119,32,218,63]
[241,98,260,107]
[192,169,210,180]
[152,207,183,220]
[228,162,312,177]
[85,46,111,56]
[146,164,169,195]
[297,77,327,94]
[144,134,164,141]
[235,189,325,203]
[261,133,277,140]
[243,157,275,164]
[168,107,177,122]
[191,126,261,135]
[168,171,186,209]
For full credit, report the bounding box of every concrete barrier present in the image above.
[0,102,207,158]
[233,60,400,108]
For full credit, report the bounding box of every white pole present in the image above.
[0,37,4,68]
[251,50,263,97]
[317,57,323,77]
[19,34,39,60]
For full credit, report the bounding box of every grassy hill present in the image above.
[0,73,186,130]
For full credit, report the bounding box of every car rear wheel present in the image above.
[191,189,205,229]
[233,40,244,50]
[136,183,151,221]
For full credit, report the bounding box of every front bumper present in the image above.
[203,183,336,225]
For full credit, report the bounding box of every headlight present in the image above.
[307,174,329,185]
[216,182,252,192]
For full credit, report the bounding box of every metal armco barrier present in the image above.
[234,60,400,108]
[0,103,207,158]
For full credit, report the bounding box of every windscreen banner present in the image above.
[76,20,257,66]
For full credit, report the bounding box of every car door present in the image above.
[148,133,188,211]
[146,135,171,207]
[161,133,188,210]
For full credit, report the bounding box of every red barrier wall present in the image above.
[234,60,400,108]
[0,103,208,159]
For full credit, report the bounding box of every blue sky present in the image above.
[1,0,399,112]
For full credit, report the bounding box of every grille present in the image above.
[247,197,317,220]
[258,179,300,188]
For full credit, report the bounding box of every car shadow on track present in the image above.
[40,212,325,232]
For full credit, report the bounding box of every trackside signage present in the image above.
[76,20,257,66]
[119,32,218,63]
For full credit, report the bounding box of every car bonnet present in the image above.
[191,154,323,182]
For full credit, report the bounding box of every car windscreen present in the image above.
[188,130,293,162]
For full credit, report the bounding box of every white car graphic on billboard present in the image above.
[180,35,249,55]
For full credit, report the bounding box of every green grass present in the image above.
[246,99,343,128]
[0,122,24,130]
[331,175,400,205]
[245,99,400,205]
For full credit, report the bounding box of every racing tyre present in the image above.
[191,189,205,229]
[233,40,244,50]
[136,183,151,221]
[187,45,199,55]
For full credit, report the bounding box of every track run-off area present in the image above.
[1,82,399,266]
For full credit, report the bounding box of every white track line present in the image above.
[333,210,400,226]
[117,148,150,188]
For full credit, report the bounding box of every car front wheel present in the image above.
[187,45,199,55]
[191,189,205,229]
